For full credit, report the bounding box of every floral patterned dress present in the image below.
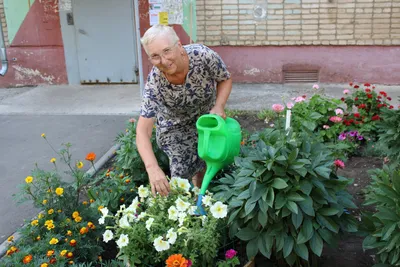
[140,44,231,179]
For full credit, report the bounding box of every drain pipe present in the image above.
[134,0,145,96]
[0,22,8,76]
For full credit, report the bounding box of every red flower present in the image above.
[349,119,354,123]
[358,104,366,109]
[377,104,383,108]
[367,94,372,99]
[364,83,371,87]
[387,97,392,101]
[349,82,353,86]
[365,89,371,93]
[372,86,376,89]
[377,95,382,99]
[379,91,387,97]
[341,97,345,101]
[334,160,345,169]
[355,97,359,101]
[371,115,380,121]
[302,95,307,99]
[354,113,360,118]
[389,105,394,109]
[85,152,96,162]
[354,85,359,89]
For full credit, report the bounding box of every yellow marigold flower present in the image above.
[25,176,33,184]
[44,220,53,226]
[69,239,77,246]
[36,236,40,240]
[10,246,18,252]
[46,224,55,230]
[60,249,68,257]
[87,222,95,229]
[47,188,51,193]
[41,263,49,267]
[42,199,48,205]
[58,209,62,213]
[74,216,82,223]
[7,236,14,242]
[38,213,44,219]
[68,261,74,265]
[76,161,84,169]
[46,250,55,257]
[98,205,104,211]
[49,238,59,245]
[6,249,11,256]
[41,133,46,138]
[72,211,79,219]
[50,158,56,163]
[90,199,95,203]
[48,209,54,215]
[31,220,39,226]
[82,201,88,205]
[67,252,74,258]
[55,187,64,196]
[66,218,71,223]
[79,227,88,235]
[66,230,72,236]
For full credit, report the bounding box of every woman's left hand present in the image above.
[210,104,226,119]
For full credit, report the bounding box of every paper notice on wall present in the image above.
[149,0,183,26]
[59,0,72,11]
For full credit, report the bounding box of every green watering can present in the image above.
[195,114,242,215]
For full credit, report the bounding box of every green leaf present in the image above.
[258,210,268,227]
[393,171,400,193]
[258,234,273,259]
[316,214,339,233]
[292,209,303,230]
[228,208,241,224]
[245,200,257,216]
[287,192,305,202]
[379,183,400,199]
[234,177,253,188]
[300,180,312,195]
[302,121,316,131]
[298,196,315,216]
[246,237,259,259]
[286,201,298,214]
[382,223,397,241]
[318,207,340,216]
[362,236,379,250]
[318,228,334,245]
[236,227,259,241]
[229,199,244,208]
[310,232,323,257]
[294,243,309,261]
[249,183,267,203]
[276,233,285,252]
[288,148,299,162]
[266,187,275,208]
[272,178,288,189]
[297,218,314,244]
[310,112,323,120]
[283,236,294,258]
[238,189,250,200]
[314,166,331,179]
[275,192,287,210]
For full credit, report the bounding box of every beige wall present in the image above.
[196,0,400,46]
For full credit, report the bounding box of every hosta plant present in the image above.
[212,128,358,266]
[99,177,228,267]
[362,166,400,266]
[376,107,400,165]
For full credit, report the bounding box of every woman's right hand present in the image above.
[147,165,170,196]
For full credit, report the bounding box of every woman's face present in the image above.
[145,36,184,75]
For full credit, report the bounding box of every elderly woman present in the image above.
[136,24,232,196]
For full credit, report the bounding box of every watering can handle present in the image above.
[202,131,210,156]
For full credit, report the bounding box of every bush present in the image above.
[362,166,400,266]
[376,107,400,164]
[212,128,357,266]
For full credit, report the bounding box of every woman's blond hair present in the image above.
[141,25,180,53]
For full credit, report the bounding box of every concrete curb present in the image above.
[0,142,121,259]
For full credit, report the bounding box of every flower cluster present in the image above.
[338,131,364,142]
[101,177,228,266]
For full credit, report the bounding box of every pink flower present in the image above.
[187,259,193,267]
[323,125,330,129]
[313,84,319,89]
[129,118,136,123]
[295,96,306,103]
[329,116,342,123]
[225,249,237,259]
[286,102,294,109]
[334,159,345,169]
[335,109,343,115]
[272,104,285,113]
[343,89,350,94]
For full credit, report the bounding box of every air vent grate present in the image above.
[283,70,319,83]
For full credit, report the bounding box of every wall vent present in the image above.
[283,70,319,83]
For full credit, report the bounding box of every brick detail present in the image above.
[0,0,8,46]
[196,0,400,45]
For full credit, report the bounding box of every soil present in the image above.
[232,113,383,267]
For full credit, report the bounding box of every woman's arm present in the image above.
[210,78,232,119]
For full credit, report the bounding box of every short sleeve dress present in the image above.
[140,44,231,179]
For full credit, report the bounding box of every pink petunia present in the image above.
[343,89,350,94]
[225,249,238,259]
[295,96,306,103]
[334,159,345,169]
[313,84,319,89]
[329,116,342,123]
[286,102,294,109]
[335,109,344,115]
[323,125,330,129]
[272,104,285,113]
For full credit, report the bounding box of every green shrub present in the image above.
[213,128,357,266]
[376,107,400,164]
[362,166,400,266]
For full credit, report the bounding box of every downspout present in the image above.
[0,21,8,76]
[134,0,144,96]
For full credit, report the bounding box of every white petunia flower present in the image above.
[210,201,228,219]
[170,177,180,188]
[168,206,178,221]
[98,216,105,225]
[137,212,147,221]
[126,197,139,213]
[202,195,212,207]
[153,236,170,252]
[119,215,131,228]
[177,178,191,192]
[166,228,178,244]
[103,230,114,243]
[116,234,129,248]
[192,186,200,195]
[178,212,187,227]
[100,207,109,217]
[126,213,136,223]
[188,206,197,215]
[138,185,150,199]
[175,197,190,212]
[145,217,155,231]
[147,197,156,207]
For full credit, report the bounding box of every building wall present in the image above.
[0,0,67,87]
[194,0,400,84]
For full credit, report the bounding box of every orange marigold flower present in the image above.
[46,250,55,257]
[49,258,56,264]
[40,263,49,267]
[125,179,131,183]
[90,199,95,203]
[82,201,88,205]
[74,216,82,223]
[60,250,68,257]
[87,222,95,229]
[66,230,72,236]
[6,250,12,256]
[67,252,74,258]
[22,254,33,264]
[98,205,104,211]
[72,211,79,219]
[7,236,14,242]
[36,236,41,241]
[10,246,18,252]
[68,261,74,265]
[49,238,59,245]
[79,227,89,235]
[166,254,189,267]
[70,239,77,247]
[85,152,96,162]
